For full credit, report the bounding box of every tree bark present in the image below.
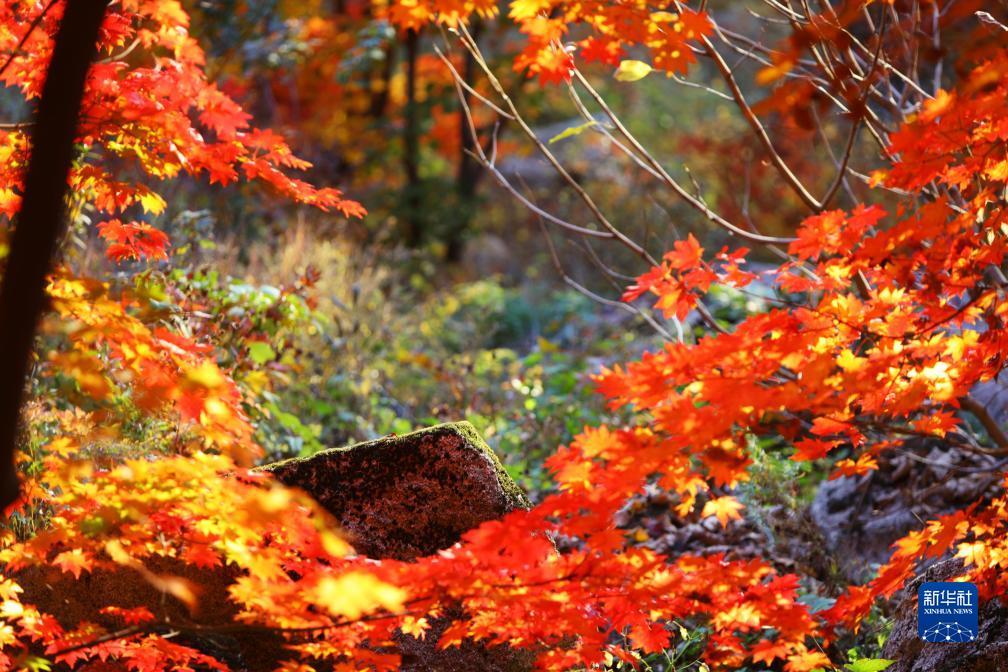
[401,28,422,247]
[0,0,111,511]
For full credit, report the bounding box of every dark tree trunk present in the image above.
[401,28,422,247]
[368,43,395,119]
[0,0,111,511]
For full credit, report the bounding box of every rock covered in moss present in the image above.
[262,421,530,560]
[263,422,534,672]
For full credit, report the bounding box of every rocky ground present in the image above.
[811,439,1004,580]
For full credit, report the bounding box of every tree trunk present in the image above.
[401,28,422,247]
[0,0,111,511]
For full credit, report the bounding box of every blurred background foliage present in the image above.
[27,0,857,504]
[147,220,651,498]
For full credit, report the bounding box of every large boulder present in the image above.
[883,559,1008,672]
[261,421,530,560]
[16,422,533,671]
[265,422,536,672]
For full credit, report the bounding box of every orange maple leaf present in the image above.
[701,496,744,527]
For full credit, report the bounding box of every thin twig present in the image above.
[686,4,824,212]
[0,0,59,80]
[571,69,795,246]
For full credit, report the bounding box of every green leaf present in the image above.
[548,120,599,144]
[21,657,53,672]
[846,659,896,672]
[798,593,836,613]
[247,341,276,364]
[614,59,652,82]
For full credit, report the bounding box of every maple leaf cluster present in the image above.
[502,2,711,84]
[378,0,712,85]
[0,451,415,670]
[382,0,499,32]
[594,19,1008,661]
[44,272,259,463]
[0,0,364,264]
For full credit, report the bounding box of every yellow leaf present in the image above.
[756,59,794,85]
[50,350,112,400]
[615,60,653,82]
[547,121,598,145]
[701,495,744,527]
[650,11,678,22]
[0,600,23,619]
[319,530,351,558]
[46,437,80,458]
[0,623,15,648]
[242,369,270,394]
[537,336,559,352]
[150,574,199,611]
[138,189,167,215]
[245,554,287,583]
[183,361,227,390]
[104,539,135,565]
[837,349,866,373]
[0,580,22,602]
[509,0,552,21]
[400,616,430,640]
[316,572,406,620]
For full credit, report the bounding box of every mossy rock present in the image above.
[261,421,531,560]
[262,422,534,671]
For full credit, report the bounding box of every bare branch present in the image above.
[455,24,657,266]
[571,69,796,246]
[693,33,825,211]
[535,216,679,341]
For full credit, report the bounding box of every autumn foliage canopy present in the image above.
[0,1,1007,671]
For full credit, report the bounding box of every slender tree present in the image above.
[0,0,111,510]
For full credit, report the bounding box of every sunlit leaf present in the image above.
[614,59,653,82]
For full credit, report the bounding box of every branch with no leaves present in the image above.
[569,69,796,246]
